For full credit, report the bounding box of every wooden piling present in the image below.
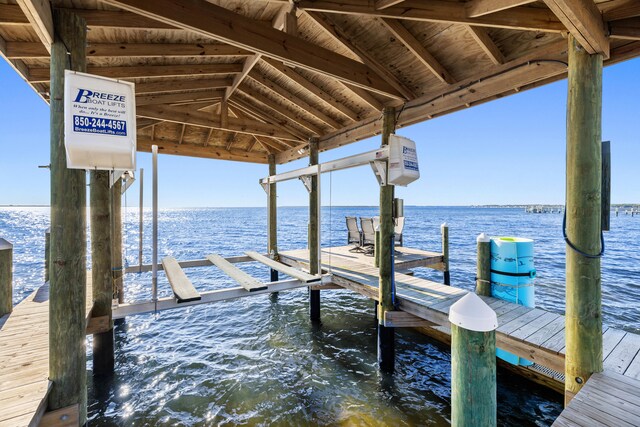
[378,106,396,372]
[441,223,450,285]
[90,170,114,375]
[451,324,497,426]
[268,154,279,283]
[476,233,491,297]
[601,141,611,232]
[49,8,87,424]
[308,137,320,321]
[0,239,12,317]
[138,168,144,273]
[565,34,603,405]
[111,177,124,303]
[44,228,50,282]
[450,293,497,427]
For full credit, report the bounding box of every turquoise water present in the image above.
[2,206,639,426]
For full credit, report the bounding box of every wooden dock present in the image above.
[0,280,95,427]
[279,246,640,407]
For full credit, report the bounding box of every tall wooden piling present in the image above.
[309,137,320,321]
[49,9,87,423]
[476,233,491,297]
[138,168,144,273]
[44,228,50,282]
[450,293,497,427]
[268,154,279,283]
[441,223,450,285]
[0,239,12,317]
[565,34,603,405]
[90,171,114,375]
[378,106,396,372]
[111,177,124,303]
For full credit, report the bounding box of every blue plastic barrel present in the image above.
[490,237,536,366]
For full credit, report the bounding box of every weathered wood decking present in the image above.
[279,245,640,422]
[553,371,640,426]
[0,280,94,427]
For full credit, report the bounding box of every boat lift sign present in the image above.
[64,70,136,170]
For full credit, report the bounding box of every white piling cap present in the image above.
[477,232,490,243]
[441,222,448,228]
[449,292,498,332]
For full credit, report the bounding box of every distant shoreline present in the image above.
[1,204,638,209]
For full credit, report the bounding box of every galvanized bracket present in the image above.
[260,179,269,193]
[370,160,387,186]
[299,175,313,193]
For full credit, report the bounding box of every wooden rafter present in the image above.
[466,0,537,18]
[16,0,53,53]
[136,104,300,141]
[136,89,224,106]
[296,1,565,33]
[248,70,344,129]
[380,18,456,84]
[254,135,289,152]
[465,25,505,65]
[29,63,243,83]
[602,1,640,22]
[376,0,406,10]
[543,0,609,56]
[230,97,312,141]
[225,54,261,101]
[237,84,325,135]
[262,58,360,122]
[137,137,268,163]
[304,10,415,100]
[340,82,385,111]
[101,0,403,98]
[611,18,640,40]
[134,78,232,94]
[252,135,276,154]
[178,124,186,144]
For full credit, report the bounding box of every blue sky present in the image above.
[0,57,638,207]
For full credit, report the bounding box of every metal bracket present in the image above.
[260,179,269,193]
[299,175,313,193]
[370,160,387,186]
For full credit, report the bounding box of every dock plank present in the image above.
[162,256,201,303]
[604,332,640,374]
[207,254,267,292]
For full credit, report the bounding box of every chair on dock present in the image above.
[360,217,376,255]
[394,217,405,246]
[346,216,363,252]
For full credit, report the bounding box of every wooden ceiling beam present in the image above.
[137,137,268,163]
[0,35,42,101]
[340,82,385,112]
[134,78,232,94]
[254,135,289,152]
[376,0,406,10]
[230,97,313,141]
[602,1,640,21]
[465,25,505,65]
[262,58,360,122]
[248,70,344,129]
[296,1,565,33]
[610,18,640,40]
[237,84,325,135]
[543,0,609,56]
[136,89,224,106]
[225,53,261,100]
[28,63,242,83]
[16,0,53,53]
[251,136,276,154]
[0,4,30,25]
[136,104,301,141]
[3,41,250,59]
[466,0,536,18]
[380,18,456,84]
[101,0,403,99]
[304,10,415,100]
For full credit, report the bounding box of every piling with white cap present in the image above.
[449,292,498,427]
[0,239,12,317]
[476,233,491,296]
[441,223,450,285]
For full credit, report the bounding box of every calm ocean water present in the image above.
[2,206,639,426]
